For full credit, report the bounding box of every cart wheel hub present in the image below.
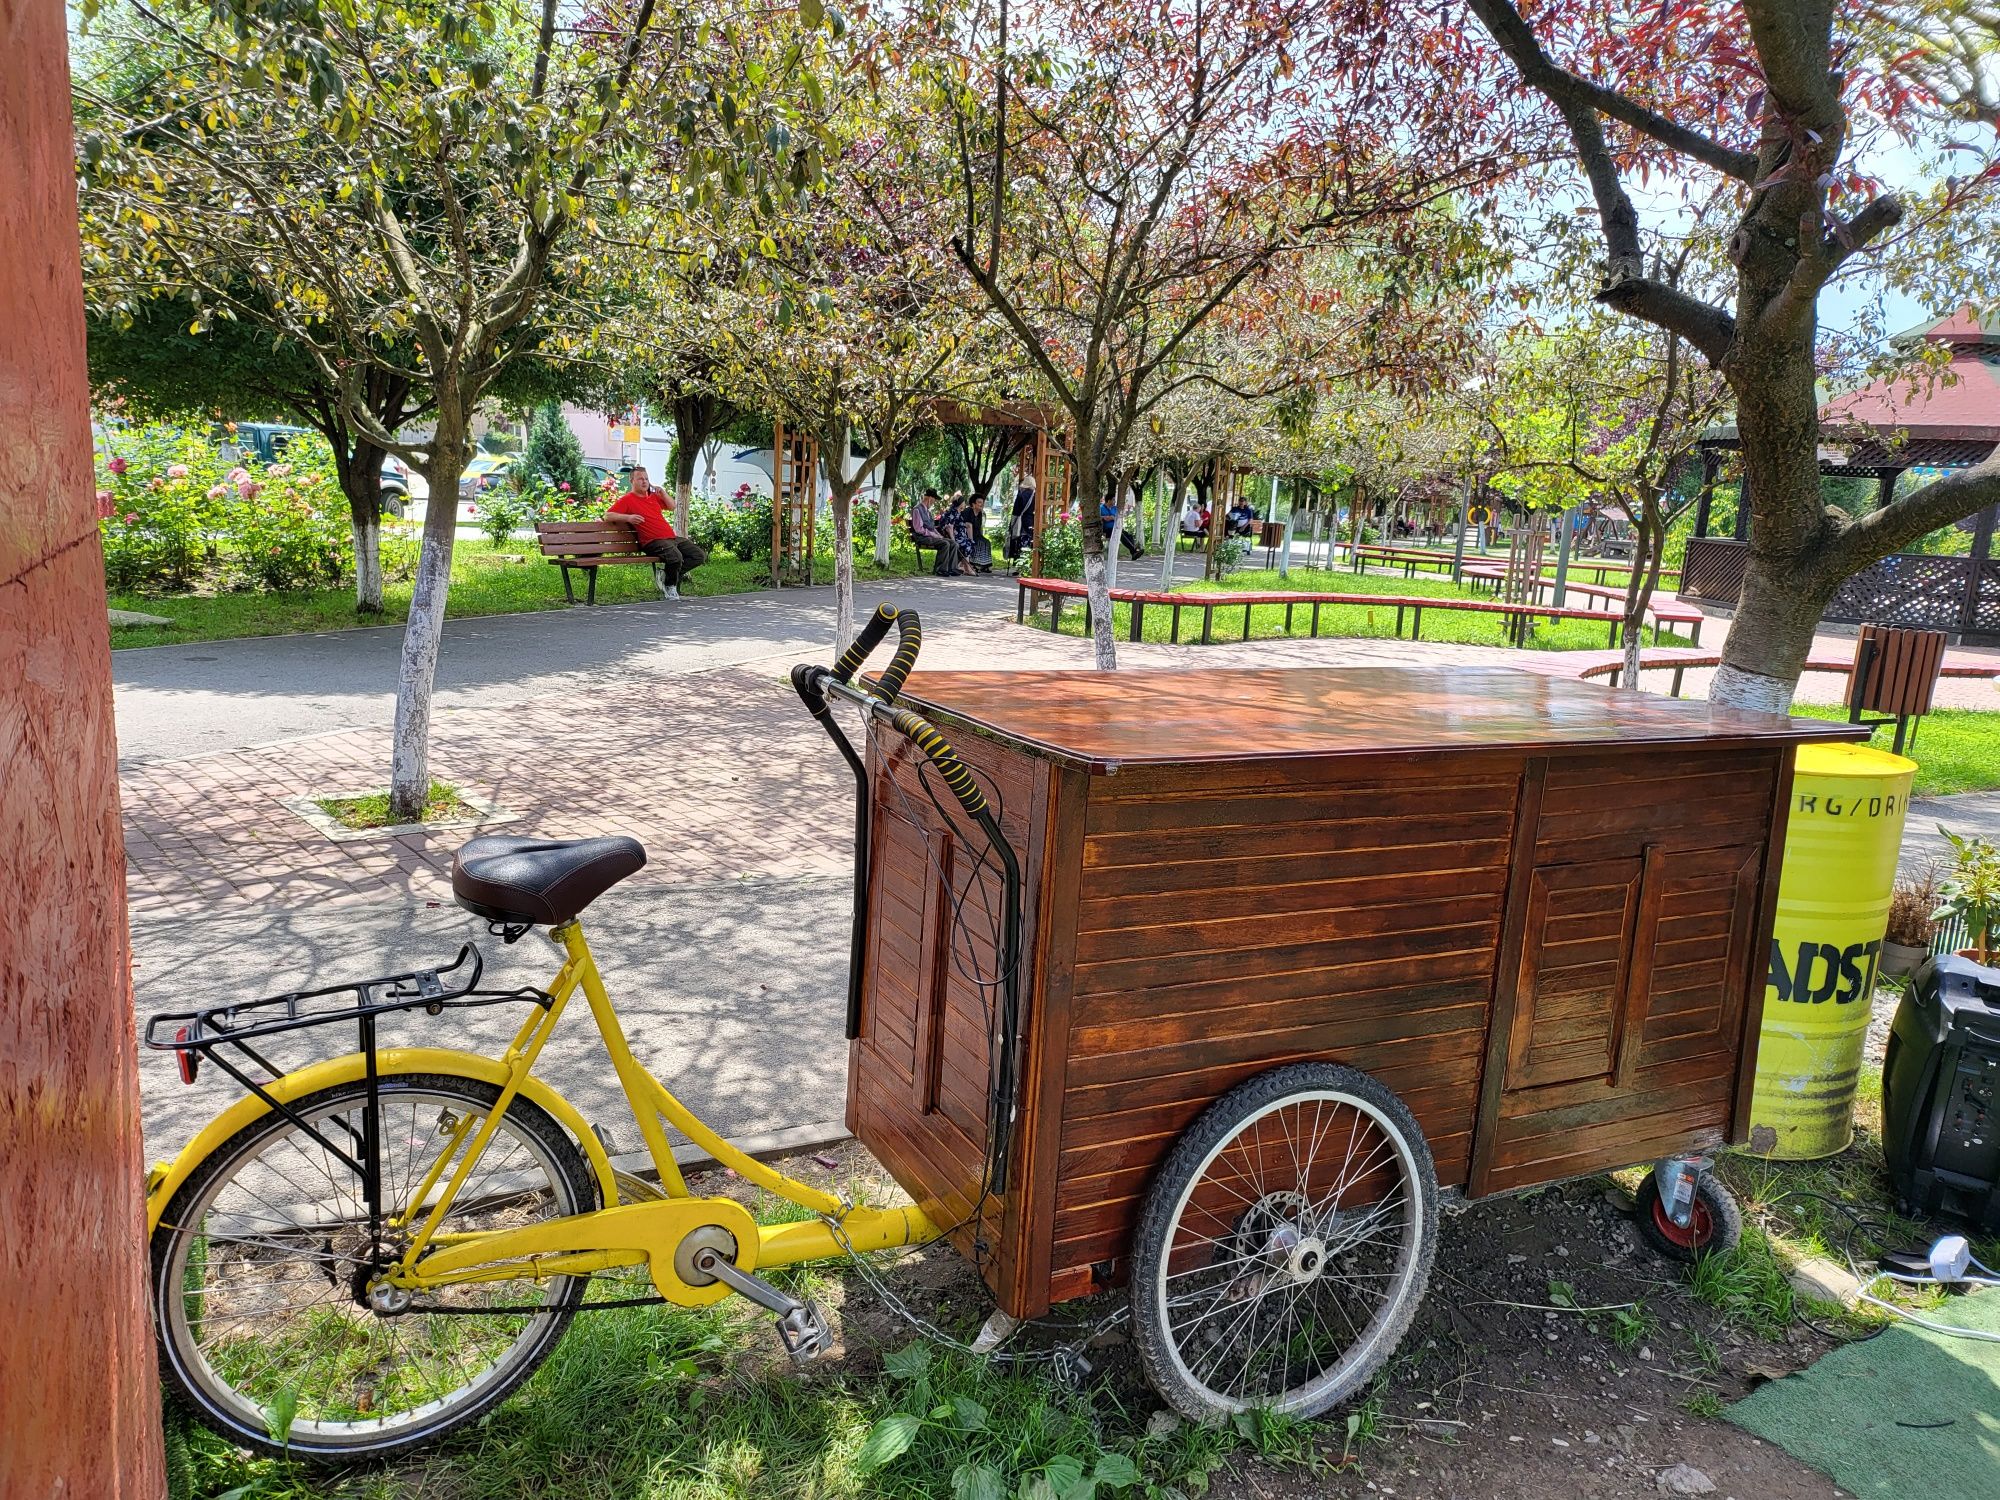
[1283,1235,1328,1285]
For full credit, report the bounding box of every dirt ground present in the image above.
[689,1142,1851,1500]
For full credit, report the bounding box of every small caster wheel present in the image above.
[1634,1170,1741,1262]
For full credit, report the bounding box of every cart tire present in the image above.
[1129,1062,1438,1424]
[1633,1170,1741,1262]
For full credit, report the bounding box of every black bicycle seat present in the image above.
[451,835,646,927]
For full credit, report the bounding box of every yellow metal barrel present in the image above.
[1747,742,1917,1159]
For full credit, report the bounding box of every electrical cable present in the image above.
[1754,1186,2000,1344]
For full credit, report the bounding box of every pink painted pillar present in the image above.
[0,0,166,1490]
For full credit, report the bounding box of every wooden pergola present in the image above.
[1682,309,1999,643]
[766,398,1068,587]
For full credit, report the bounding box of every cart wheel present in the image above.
[1633,1170,1742,1262]
[1128,1062,1438,1424]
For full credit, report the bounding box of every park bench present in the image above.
[537,517,652,605]
[1576,645,1999,705]
[1528,578,1707,644]
[908,519,951,572]
[1017,575,1655,648]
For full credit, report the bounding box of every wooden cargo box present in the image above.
[849,666,1854,1319]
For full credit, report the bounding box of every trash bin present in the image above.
[1747,742,1917,1159]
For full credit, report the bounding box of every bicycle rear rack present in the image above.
[143,942,554,1242]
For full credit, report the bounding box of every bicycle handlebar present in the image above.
[832,602,923,702]
[793,602,986,819]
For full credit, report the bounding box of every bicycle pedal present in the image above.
[776,1300,832,1364]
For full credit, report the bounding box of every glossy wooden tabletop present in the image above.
[894,667,1865,769]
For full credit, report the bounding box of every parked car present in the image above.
[458,453,515,502]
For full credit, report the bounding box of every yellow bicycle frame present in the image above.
[146,921,938,1307]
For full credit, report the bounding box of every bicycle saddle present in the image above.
[451,835,646,927]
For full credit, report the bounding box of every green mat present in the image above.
[1728,1288,2000,1499]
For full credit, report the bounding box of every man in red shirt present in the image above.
[607,467,707,598]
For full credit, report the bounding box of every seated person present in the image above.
[1100,494,1144,559]
[910,489,961,574]
[1225,501,1258,538]
[941,496,979,574]
[1179,501,1207,539]
[607,467,706,598]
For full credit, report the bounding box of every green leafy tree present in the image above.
[76,0,819,817]
[86,298,425,611]
[523,403,590,498]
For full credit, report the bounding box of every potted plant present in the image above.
[1881,863,1940,978]
[1932,827,2000,967]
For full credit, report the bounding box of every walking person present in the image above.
[607,466,706,598]
[1007,475,1037,563]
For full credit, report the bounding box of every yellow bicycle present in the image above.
[142,606,1016,1461]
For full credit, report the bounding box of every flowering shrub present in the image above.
[1039,520,1084,581]
[471,488,532,548]
[523,475,609,526]
[691,489,773,561]
[95,423,350,593]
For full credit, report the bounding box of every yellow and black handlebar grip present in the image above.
[831,602,924,704]
[890,708,988,817]
[832,602,899,685]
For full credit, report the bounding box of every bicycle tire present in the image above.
[152,1072,597,1462]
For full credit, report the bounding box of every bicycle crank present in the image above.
[689,1245,833,1363]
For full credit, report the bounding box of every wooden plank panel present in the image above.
[1081,837,1517,903]
[1086,808,1513,871]
[1074,911,1501,995]
[1084,778,1518,835]
[1072,864,1504,936]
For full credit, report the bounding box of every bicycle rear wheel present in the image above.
[152,1073,597,1461]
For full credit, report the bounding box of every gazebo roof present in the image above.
[1819,307,2000,448]
[1699,308,2000,473]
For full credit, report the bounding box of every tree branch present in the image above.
[1464,0,1760,183]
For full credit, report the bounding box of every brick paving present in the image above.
[118,589,2000,921]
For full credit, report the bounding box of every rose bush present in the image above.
[95,423,350,593]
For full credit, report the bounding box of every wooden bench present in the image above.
[1017,575,1644,648]
[1577,647,2000,704]
[1527,578,1707,645]
[1848,624,1950,753]
[537,518,650,605]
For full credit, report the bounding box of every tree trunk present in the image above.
[350,510,383,617]
[1160,469,1188,589]
[830,479,858,653]
[1074,445,1117,670]
[1351,476,1367,573]
[1620,495,1666,689]
[388,414,468,822]
[875,444,900,567]
[334,437,390,612]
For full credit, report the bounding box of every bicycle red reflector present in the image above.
[174,1026,200,1085]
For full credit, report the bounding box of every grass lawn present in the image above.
[110,538,929,650]
[1028,565,1695,653]
[1788,703,2000,797]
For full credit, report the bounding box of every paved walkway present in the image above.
[117,567,1999,1156]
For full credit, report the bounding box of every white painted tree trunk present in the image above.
[874,476,894,566]
[1160,472,1187,590]
[387,437,466,821]
[1083,546,1118,670]
[832,484,857,653]
[350,512,384,614]
[674,475,693,537]
[1710,663,1794,712]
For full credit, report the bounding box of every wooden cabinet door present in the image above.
[1503,856,1645,1090]
[1474,841,1765,1194]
